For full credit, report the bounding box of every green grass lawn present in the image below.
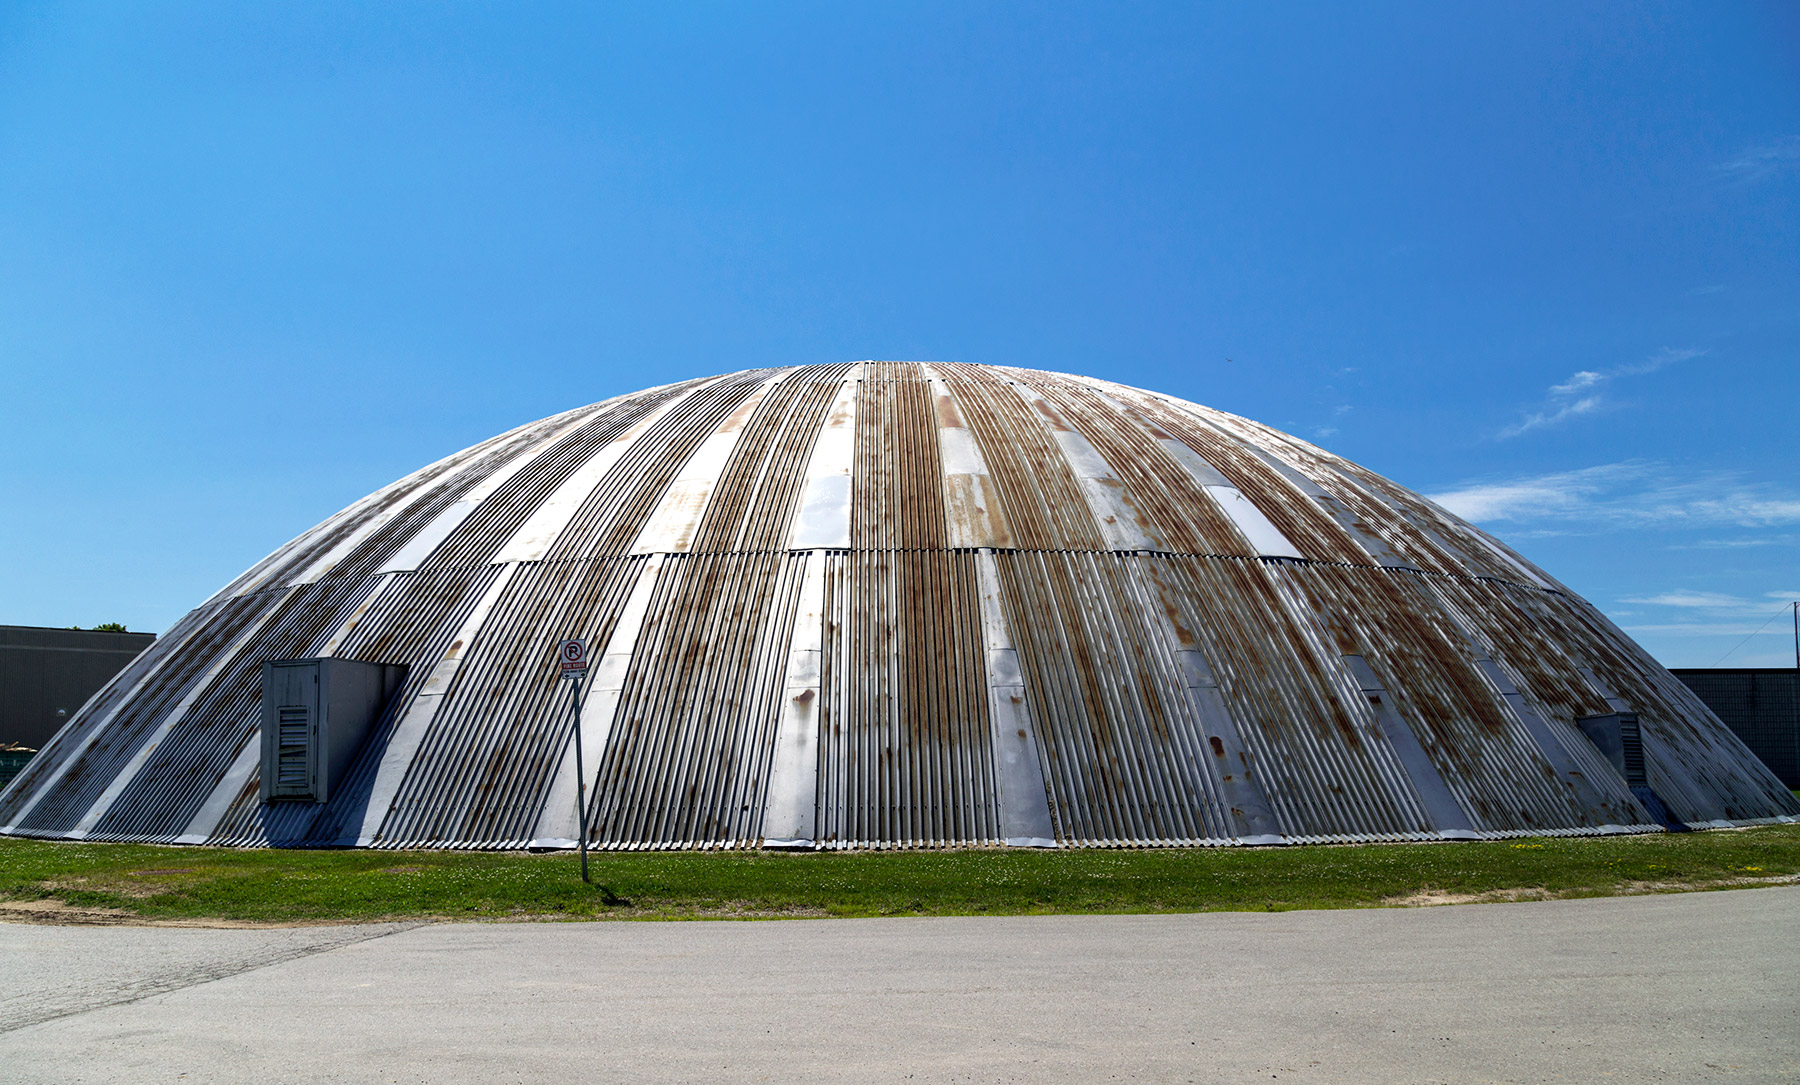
[2,823,1796,925]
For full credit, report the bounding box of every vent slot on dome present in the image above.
[1576,710,1686,830]
[260,658,406,804]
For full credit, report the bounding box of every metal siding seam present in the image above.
[630,372,790,555]
[787,367,860,550]
[68,586,304,838]
[494,385,711,563]
[7,592,280,833]
[356,564,519,845]
[531,554,664,846]
[1128,556,1282,842]
[763,550,827,846]
[1159,556,1329,837]
[975,550,1055,846]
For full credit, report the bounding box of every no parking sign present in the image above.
[556,638,589,679]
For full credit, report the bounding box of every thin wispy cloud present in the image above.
[1679,533,1800,550]
[1614,590,1799,664]
[1618,589,1800,617]
[1313,404,1351,440]
[1499,347,1703,439]
[1427,461,1800,530]
[1715,135,1800,186]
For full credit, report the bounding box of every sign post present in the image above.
[556,638,592,884]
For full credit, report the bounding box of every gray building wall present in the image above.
[0,625,156,749]
[1671,669,1800,789]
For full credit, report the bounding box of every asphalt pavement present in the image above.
[1,887,1795,1083]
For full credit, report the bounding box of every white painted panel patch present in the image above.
[532,554,667,847]
[762,551,828,847]
[925,373,1012,550]
[354,564,518,845]
[70,586,302,838]
[629,374,785,555]
[1008,382,1161,552]
[1204,485,1302,559]
[786,369,860,550]
[493,388,701,563]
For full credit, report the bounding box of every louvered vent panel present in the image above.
[275,706,311,793]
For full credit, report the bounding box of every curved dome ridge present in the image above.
[4,361,1793,850]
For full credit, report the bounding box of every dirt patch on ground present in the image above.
[38,874,196,899]
[1383,873,1800,908]
[0,898,415,929]
[1383,886,1558,907]
[0,899,140,925]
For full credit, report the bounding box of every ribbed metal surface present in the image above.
[4,362,1794,849]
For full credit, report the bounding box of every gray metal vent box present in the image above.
[260,658,405,803]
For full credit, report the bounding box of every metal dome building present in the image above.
[4,362,1795,850]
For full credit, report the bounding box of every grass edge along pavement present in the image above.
[1,823,1797,926]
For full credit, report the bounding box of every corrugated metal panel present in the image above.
[992,551,1230,846]
[1541,591,1798,823]
[853,362,949,551]
[6,589,294,835]
[0,599,219,822]
[1027,375,1248,557]
[1142,554,1434,842]
[818,550,997,848]
[9,361,1794,852]
[547,371,782,562]
[1099,384,1373,566]
[86,575,388,840]
[209,562,508,845]
[1270,563,1604,834]
[692,366,849,553]
[942,376,1108,551]
[587,552,801,849]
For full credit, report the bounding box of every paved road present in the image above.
[2,888,1795,1084]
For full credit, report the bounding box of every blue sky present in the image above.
[2,2,1796,666]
